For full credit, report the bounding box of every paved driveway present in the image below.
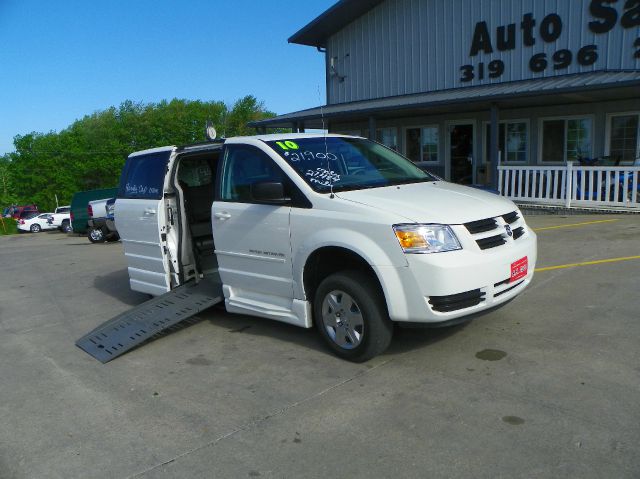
[0,214,638,478]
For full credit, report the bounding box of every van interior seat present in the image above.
[182,184,214,252]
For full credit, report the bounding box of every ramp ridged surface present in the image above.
[76,277,223,363]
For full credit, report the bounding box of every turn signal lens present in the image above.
[394,230,428,249]
[393,224,462,254]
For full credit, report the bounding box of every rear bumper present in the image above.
[376,230,537,324]
[88,218,117,233]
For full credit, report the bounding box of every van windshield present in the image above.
[264,137,437,192]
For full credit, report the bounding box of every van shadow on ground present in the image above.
[202,307,469,359]
[93,268,149,306]
[91,270,469,359]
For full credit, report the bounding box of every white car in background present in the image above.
[17,213,57,233]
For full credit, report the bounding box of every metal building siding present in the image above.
[326,0,640,104]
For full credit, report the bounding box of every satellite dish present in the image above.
[205,121,217,141]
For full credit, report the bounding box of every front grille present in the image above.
[512,226,525,240]
[429,289,485,312]
[464,211,523,251]
[476,234,507,250]
[464,218,498,234]
[502,211,520,224]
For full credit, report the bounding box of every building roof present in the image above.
[250,71,640,129]
[289,0,385,48]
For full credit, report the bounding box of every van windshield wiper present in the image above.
[387,178,434,186]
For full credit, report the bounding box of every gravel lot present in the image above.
[1,214,638,479]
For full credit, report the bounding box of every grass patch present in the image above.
[0,218,19,235]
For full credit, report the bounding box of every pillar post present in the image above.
[489,103,500,190]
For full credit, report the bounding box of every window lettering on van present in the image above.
[305,168,340,187]
[124,184,160,196]
[284,150,341,162]
[119,153,169,200]
[265,138,434,193]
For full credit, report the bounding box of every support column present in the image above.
[368,116,376,140]
[489,103,500,190]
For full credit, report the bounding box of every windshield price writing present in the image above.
[284,150,342,162]
[305,168,341,187]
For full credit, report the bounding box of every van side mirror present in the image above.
[251,182,290,205]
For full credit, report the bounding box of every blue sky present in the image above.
[0,0,334,155]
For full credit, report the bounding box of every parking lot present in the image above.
[1,214,639,479]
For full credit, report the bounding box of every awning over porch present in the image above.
[250,71,640,131]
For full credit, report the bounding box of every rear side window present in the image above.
[118,151,171,199]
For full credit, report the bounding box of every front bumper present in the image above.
[376,226,537,324]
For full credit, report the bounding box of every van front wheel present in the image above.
[314,271,393,362]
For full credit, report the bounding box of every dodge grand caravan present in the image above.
[114,134,537,361]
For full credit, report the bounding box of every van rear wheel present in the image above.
[88,227,106,243]
[314,271,393,362]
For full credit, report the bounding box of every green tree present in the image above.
[0,154,17,208]
[4,96,276,211]
[224,95,276,137]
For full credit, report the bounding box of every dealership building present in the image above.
[252,0,640,187]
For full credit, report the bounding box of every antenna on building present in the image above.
[329,56,346,83]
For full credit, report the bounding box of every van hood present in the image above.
[335,181,515,224]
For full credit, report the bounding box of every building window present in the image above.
[484,121,528,163]
[541,117,592,163]
[336,129,362,137]
[608,114,640,164]
[376,127,398,151]
[406,126,439,163]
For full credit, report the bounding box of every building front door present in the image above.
[449,123,474,184]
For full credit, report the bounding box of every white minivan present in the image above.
[115,134,536,361]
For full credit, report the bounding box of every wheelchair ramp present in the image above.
[76,277,223,363]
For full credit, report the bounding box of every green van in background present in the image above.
[70,187,118,234]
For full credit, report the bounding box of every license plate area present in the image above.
[510,257,528,283]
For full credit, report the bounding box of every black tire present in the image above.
[30,224,41,233]
[314,270,393,362]
[88,227,106,243]
[60,220,71,233]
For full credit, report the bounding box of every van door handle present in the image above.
[214,212,231,220]
[144,208,156,215]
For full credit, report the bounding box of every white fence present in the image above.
[498,162,640,210]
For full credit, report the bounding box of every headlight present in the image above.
[393,224,462,254]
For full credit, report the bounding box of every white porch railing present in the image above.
[498,162,640,210]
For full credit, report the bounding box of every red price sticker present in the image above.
[510,257,528,283]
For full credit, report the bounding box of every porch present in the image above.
[498,162,640,211]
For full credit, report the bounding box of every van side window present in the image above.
[220,145,286,202]
[118,152,170,200]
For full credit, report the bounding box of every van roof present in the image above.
[129,133,362,157]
